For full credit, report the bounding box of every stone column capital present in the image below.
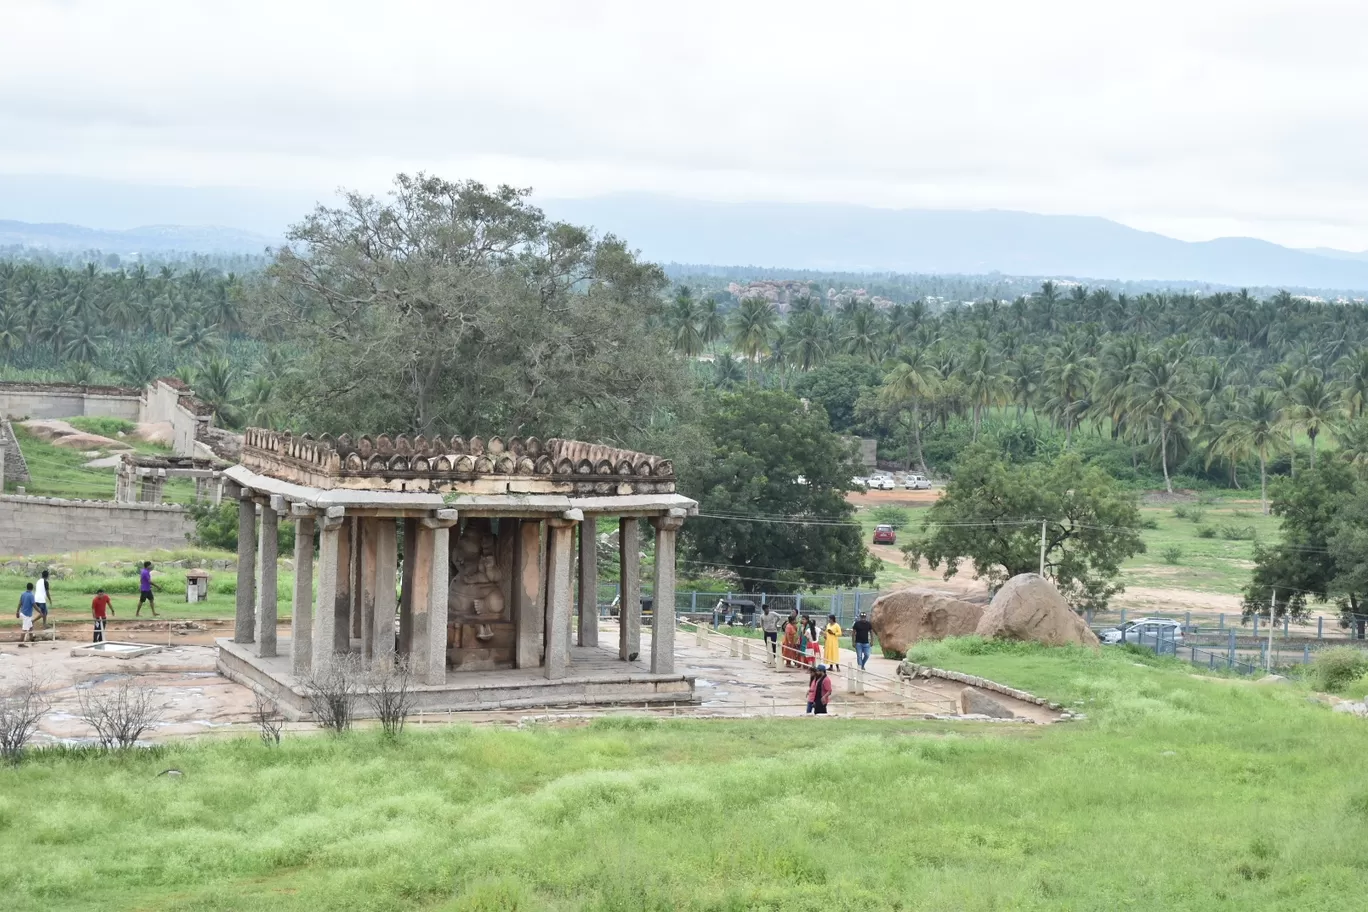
[651,515,685,532]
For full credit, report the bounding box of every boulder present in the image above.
[974,574,1100,649]
[870,588,983,654]
[1254,674,1288,686]
[1332,700,1368,717]
[958,686,1017,719]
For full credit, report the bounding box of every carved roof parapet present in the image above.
[239,428,675,492]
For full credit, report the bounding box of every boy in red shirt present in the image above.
[91,588,113,643]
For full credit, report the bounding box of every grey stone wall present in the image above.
[0,383,142,421]
[0,418,30,486]
[0,495,194,557]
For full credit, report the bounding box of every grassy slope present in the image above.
[861,498,1280,598]
[3,641,1367,911]
[6,423,197,503]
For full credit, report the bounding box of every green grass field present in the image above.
[5,422,198,503]
[2,640,1366,910]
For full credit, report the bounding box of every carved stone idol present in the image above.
[449,522,505,642]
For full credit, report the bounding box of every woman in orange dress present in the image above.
[781,615,801,667]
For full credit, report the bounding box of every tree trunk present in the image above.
[912,403,927,473]
[1310,431,1318,468]
[1259,453,1268,515]
[1161,427,1172,494]
[972,404,980,440]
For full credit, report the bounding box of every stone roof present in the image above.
[239,429,676,496]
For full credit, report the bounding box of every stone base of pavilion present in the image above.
[217,637,695,721]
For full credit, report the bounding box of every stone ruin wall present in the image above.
[0,418,30,486]
[0,495,194,557]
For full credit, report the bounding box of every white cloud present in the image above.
[3,0,1367,247]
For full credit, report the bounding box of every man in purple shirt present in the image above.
[136,561,162,617]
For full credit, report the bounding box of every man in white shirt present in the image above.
[34,569,53,628]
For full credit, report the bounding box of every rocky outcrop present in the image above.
[870,588,983,654]
[974,574,1100,649]
[958,686,1017,719]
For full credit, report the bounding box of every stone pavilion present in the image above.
[216,429,697,716]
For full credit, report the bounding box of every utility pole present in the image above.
[1039,519,1047,578]
[1267,589,1277,672]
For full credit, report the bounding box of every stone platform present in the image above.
[217,637,696,721]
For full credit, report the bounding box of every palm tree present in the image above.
[121,346,162,387]
[1336,417,1368,476]
[1042,336,1096,447]
[960,340,1005,439]
[665,295,704,357]
[698,297,726,350]
[1221,389,1286,514]
[843,309,884,362]
[711,353,744,390]
[791,311,829,372]
[1287,373,1340,467]
[729,298,776,383]
[882,347,939,472]
[1128,352,1200,493]
[1337,348,1368,419]
[195,356,239,426]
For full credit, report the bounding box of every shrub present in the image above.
[253,693,284,746]
[1161,546,1183,565]
[78,679,166,749]
[301,654,362,733]
[67,416,136,438]
[189,501,296,554]
[870,506,910,530]
[1140,517,1160,530]
[1174,505,1206,523]
[0,672,49,762]
[1196,525,1217,539]
[1218,524,1258,541]
[365,658,416,739]
[1308,647,1368,693]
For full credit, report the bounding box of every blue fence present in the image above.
[1126,627,1315,675]
[1085,608,1368,642]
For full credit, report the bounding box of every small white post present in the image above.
[741,637,751,660]
[1267,589,1277,672]
[729,635,738,657]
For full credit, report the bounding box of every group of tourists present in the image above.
[13,561,163,646]
[756,605,876,670]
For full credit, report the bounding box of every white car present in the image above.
[867,475,896,491]
[904,474,932,490]
[851,476,868,488]
[1100,617,1184,646]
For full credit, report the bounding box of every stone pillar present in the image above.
[650,515,684,674]
[577,517,599,647]
[544,515,576,680]
[333,516,352,654]
[359,518,377,665]
[513,519,545,669]
[234,493,257,644]
[618,518,641,662]
[290,507,315,675]
[254,498,279,658]
[312,513,343,673]
[350,517,363,641]
[372,519,398,674]
[410,510,456,685]
[399,518,417,657]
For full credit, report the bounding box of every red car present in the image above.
[872,524,896,545]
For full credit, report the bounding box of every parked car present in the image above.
[851,476,868,488]
[868,475,896,491]
[904,474,932,490]
[1100,617,1184,646]
[872,524,897,545]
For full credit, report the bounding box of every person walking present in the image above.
[804,616,821,668]
[823,613,843,671]
[91,587,113,643]
[807,663,833,715]
[34,569,52,628]
[851,610,874,670]
[758,606,780,659]
[16,583,36,646]
[136,561,162,617]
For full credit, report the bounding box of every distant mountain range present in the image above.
[542,196,1368,292]
[0,219,276,255]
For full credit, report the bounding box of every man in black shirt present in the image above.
[851,611,874,670]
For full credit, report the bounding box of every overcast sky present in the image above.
[5,0,1367,248]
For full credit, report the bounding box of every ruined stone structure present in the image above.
[115,454,226,504]
[217,429,698,716]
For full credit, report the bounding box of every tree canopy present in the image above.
[681,389,879,593]
[903,446,1145,610]
[246,174,696,456]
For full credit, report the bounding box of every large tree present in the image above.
[682,390,879,593]
[247,174,695,456]
[903,446,1145,610]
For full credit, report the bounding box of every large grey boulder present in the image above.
[870,589,983,654]
[974,574,1101,649]
[958,686,1017,719]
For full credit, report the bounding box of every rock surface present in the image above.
[870,588,983,654]
[958,686,1017,719]
[1332,700,1368,716]
[974,574,1100,649]
[20,419,134,452]
[1255,674,1288,685]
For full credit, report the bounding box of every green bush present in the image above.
[1217,524,1258,541]
[1161,546,1183,565]
[1308,647,1368,693]
[189,501,296,555]
[1195,525,1217,539]
[870,506,910,530]
[1173,505,1206,523]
